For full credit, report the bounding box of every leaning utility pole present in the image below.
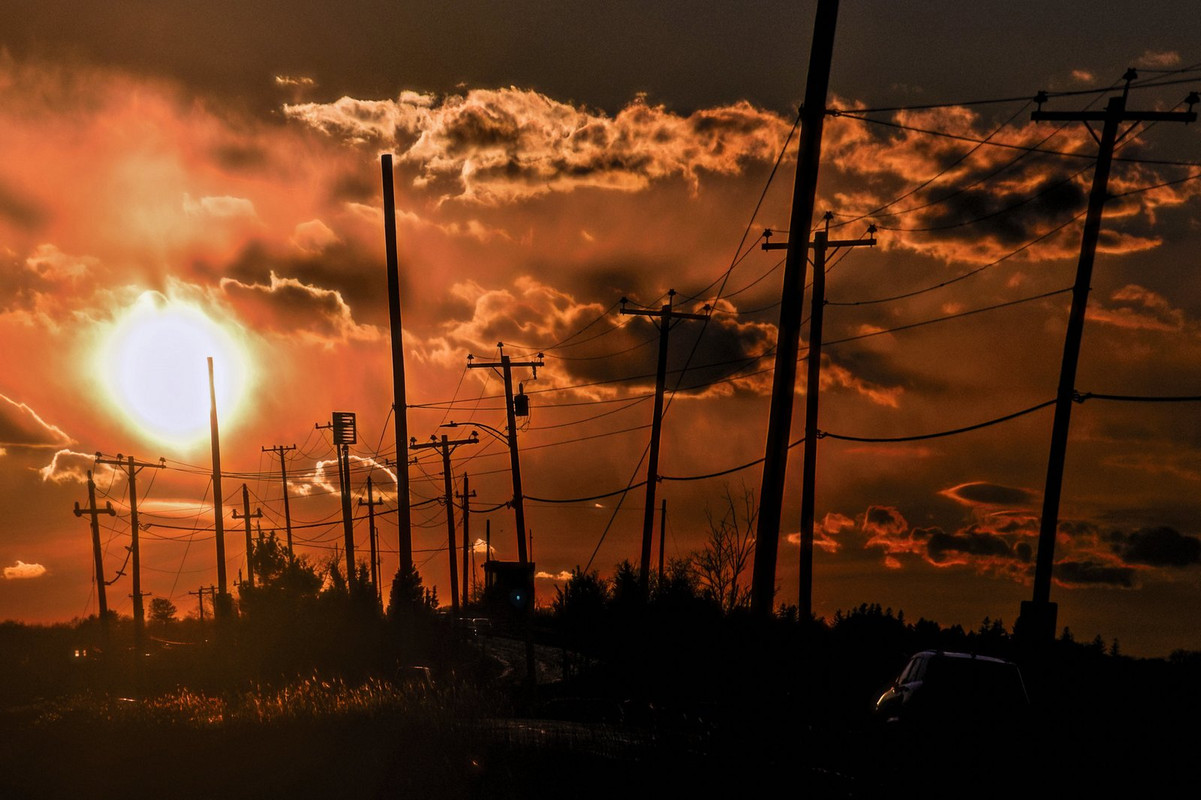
[466,347,543,564]
[232,484,262,588]
[95,453,164,651]
[1018,77,1198,643]
[751,0,841,618]
[74,470,116,631]
[457,473,476,609]
[262,444,296,556]
[765,214,876,620]
[382,154,414,577]
[359,476,385,606]
[207,356,232,619]
[620,291,708,599]
[411,433,479,617]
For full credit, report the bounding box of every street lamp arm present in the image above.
[442,420,507,443]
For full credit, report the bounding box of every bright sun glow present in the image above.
[101,293,251,448]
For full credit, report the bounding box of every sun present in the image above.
[100,293,251,448]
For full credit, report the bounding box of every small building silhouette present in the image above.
[482,560,534,623]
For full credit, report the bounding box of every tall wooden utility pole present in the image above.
[262,444,296,556]
[232,484,262,588]
[466,348,544,564]
[207,356,232,619]
[359,476,385,606]
[620,290,708,600]
[74,470,116,631]
[752,0,841,618]
[382,154,414,577]
[765,214,876,620]
[457,474,476,609]
[411,433,478,617]
[95,454,164,652]
[1018,77,1198,643]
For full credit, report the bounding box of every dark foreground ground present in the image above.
[1,615,1197,798]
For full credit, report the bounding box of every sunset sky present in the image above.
[2,1,1200,656]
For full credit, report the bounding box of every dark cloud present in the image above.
[942,482,1038,508]
[1114,526,1201,568]
[1055,560,1136,588]
[917,173,1086,248]
[926,526,1022,564]
[0,179,46,231]
[213,240,390,328]
[220,272,378,345]
[210,142,271,172]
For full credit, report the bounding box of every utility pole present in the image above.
[457,473,476,609]
[764,215,876,620]
[188,585,215,623]
[318,412,359,591]
[74,470,116,628]
[359,476,385,606]
[232,484,262,588]
[466,347,544,564]
[207,356,232,620]
[262,444,296,556]
[95,453,164,652]
[411,432,479,617]
[382,154,415,577]
[1018,77,1198,643]
[752,0,841,618]
[620,290,708,600]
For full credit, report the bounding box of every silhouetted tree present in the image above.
[238,533,323,616]
[387,562,437,621]
[148,597,177,627]
[552,567,609,638]
[693,483,757,613]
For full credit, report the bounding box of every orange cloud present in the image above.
[287,90,793,204]
[0,395,72,448]
[3,561,46,580]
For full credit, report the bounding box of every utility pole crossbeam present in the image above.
[95,453,164,652]
[466,347,544,564]
[1019,78,1198,644]
[767,215,876,621]
[262,444,297,556]
[382,154,415,578]
[358,476,385,607]
[620,291,709,599]
[74,470,116,630]
[232,484,263,588]
[751,0,841,618]
[457,474,476,609]
[412,432,479,617]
